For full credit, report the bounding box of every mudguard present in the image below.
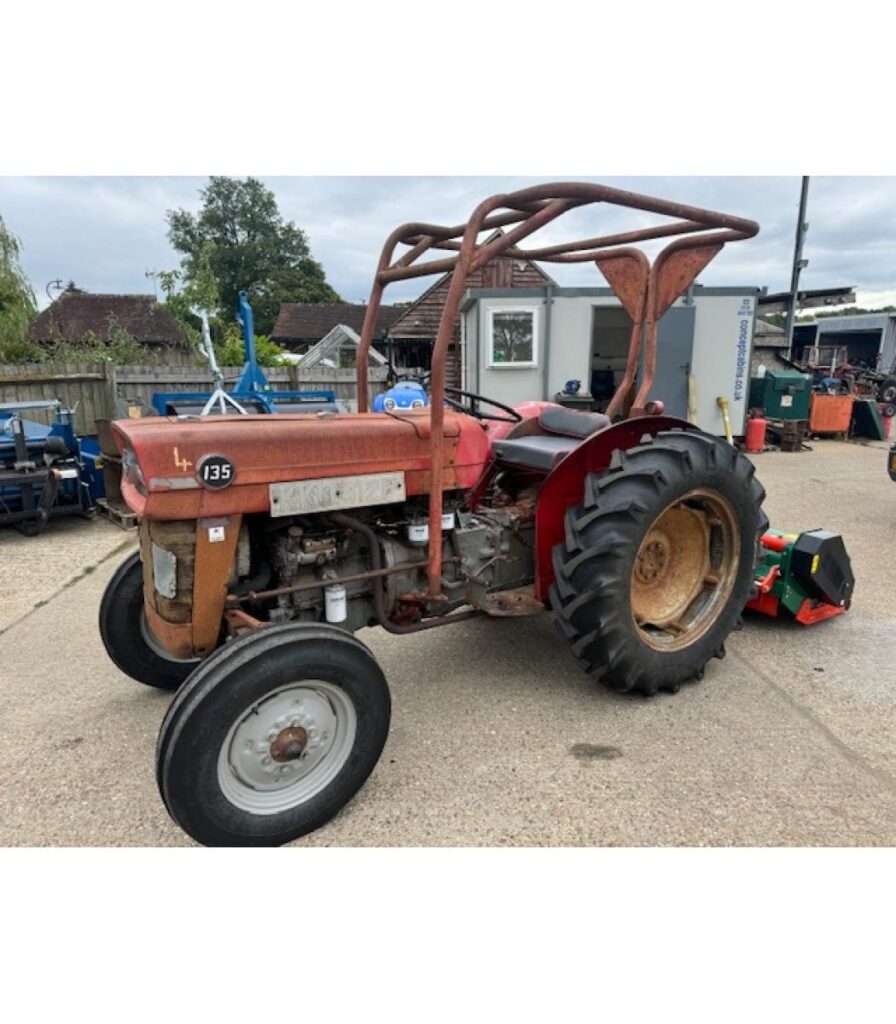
[533,416,697,601]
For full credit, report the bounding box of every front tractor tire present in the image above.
[549,429,767,696]
[99,552,199,691]
[156,623,392,847]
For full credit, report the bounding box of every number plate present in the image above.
[196,454,235,489]
[270,472,406,517]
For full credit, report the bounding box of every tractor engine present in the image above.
[244,484,538,631]
[139,483,539,652]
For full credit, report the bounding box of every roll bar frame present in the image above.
[355,181,759,599]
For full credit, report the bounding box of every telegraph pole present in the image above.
[784,176,810,359]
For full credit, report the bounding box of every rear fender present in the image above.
[533,416,697,601]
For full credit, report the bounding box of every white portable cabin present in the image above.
[460,284,761,437]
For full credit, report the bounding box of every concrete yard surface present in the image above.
[0,515,132,635]
[0,438,894,846]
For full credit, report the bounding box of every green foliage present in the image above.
[0,216,39,362]
[158,247,227,357]
[156,269,181,298]
[185,243,220,314]
[765,306,896,329]
[0,335,41,362]
[807,305,896,320]
[166,177,340,335]
[162,290,201,349]
[763,306,896,331]
[213,324,286,367]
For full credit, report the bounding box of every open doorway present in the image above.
[590,306,633,412]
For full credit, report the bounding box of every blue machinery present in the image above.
[151,292,337,417]
[1,294,335,535]
[0,400,104,535]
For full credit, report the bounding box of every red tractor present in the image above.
[99,182,766,846]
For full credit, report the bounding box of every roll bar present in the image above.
[355,181,759,599]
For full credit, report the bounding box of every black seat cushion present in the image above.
[492,435,581,472]
[537,405,609,438]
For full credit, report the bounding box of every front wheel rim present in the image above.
[630,488,740,652]
[139,609,200,666]
[217,681,358,816]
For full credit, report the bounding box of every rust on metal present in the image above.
[191,515,242,656]
[226,556,461,606]
[629,240,726,413]
[224,608,267,636]
[630,489,739,651]
[595,249,651,320]
[269,727,308,762]
[491,488,538,521]
[653,243,724,320]
[595,249,650,420]
[143,599,194,660]
[329,512,481,634]
[354,182,758,601]
[480,587,544,617]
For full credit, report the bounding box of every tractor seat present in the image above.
[492,405,610,472]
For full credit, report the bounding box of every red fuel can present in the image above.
[745,412,767,454]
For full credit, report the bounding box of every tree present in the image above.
[158,246,221,349]
[491,311,534,363]
[764,305,896,329]
[166,177,340,335]
[213,326,285,368]
[0,216,39,362]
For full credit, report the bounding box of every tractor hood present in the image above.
[112,410,492,520]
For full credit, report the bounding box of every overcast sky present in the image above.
[1,176,895,311]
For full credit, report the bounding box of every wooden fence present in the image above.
[0,362,390,436]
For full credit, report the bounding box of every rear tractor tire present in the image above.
[156,623,392,847]
[549,429,767,696]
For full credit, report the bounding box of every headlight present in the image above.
[384,397,396,411]
[411,399,424,409]
[121,447,146,495]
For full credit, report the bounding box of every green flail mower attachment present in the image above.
[747,529,854,625]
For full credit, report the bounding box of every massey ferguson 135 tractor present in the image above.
[99,182,768,846]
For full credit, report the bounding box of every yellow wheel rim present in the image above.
[630,489,740,651]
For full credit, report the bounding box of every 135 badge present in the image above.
[196,454,235,489]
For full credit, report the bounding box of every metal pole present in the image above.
[541,281,553,401]
[785,176,810,359]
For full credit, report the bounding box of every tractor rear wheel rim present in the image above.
[630,488,739,652]
[217,681,357,816]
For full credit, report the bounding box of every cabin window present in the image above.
[487,307,538,368]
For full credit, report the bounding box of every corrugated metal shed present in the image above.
[813,313,896,372]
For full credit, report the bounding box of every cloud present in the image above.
[1,175,895,310]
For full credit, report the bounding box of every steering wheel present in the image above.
[443,386,522,424]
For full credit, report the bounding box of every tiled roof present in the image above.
[272,303,403,342]
[29,293,187,346]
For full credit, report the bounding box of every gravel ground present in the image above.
[0,438,894,846]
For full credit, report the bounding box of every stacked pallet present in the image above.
[94,418,137,530]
